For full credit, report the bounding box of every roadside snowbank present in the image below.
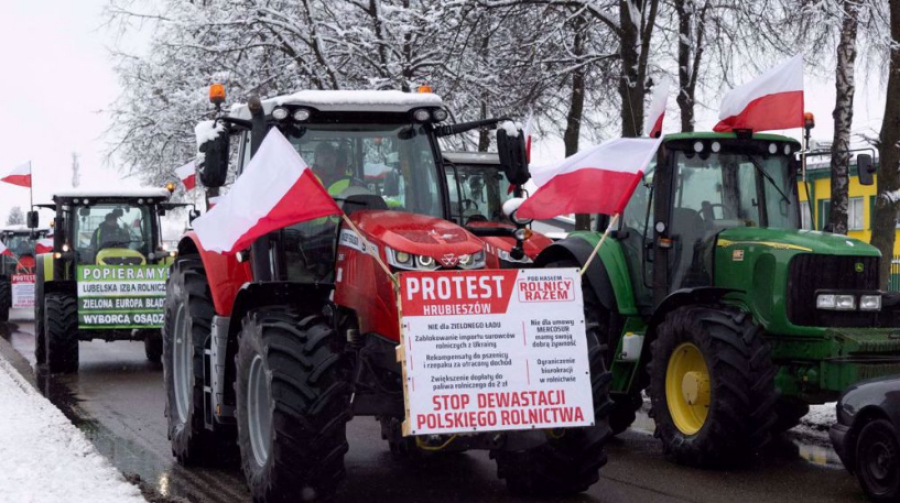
[0,358,145,503]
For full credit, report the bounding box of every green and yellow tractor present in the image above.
[534,132,900,466]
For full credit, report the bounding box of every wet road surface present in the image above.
[1,311,867,503]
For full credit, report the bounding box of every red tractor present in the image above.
[442,151,553,267]
[164,88,612,501]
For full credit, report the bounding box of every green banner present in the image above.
[77,265,169,329]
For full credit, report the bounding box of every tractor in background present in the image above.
[0,225,50,321]
[443,151,553,267]
[532,131,900,466]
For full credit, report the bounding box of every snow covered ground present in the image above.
[0,356,145,503]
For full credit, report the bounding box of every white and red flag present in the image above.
[192,129,342,254]
[644,79,670,138]
[35,237,53,254]
[714,54,804,133]
[0,241,12,258]
[523,111,534,162]
[175,161,196,190]
[517,138,662,220]
[1,161,32,188]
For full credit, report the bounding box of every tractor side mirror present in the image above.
[497,126,530,186]
[857,154,875,186]
[26,211,38,229]
[198,122,230,188]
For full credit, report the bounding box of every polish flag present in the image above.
[714,55,804,133]
[0,241,12,258]
[192,129,342,254]
[35,238,53,254]
[517,138,662,220]
[644,79,669,138]
[1,162,32,188]
[175,161,196,190]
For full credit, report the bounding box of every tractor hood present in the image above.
[466,221,553,260]
[716,227,881,257]
[351,210,484,257]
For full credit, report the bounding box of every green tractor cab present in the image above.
[33,189,190,372]
[535,131,900,466]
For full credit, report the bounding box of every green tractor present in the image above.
[33,189,192,372]
[533,132,900,466]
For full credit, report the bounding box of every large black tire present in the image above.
[855,418,900,502]
[236,308,351,503]
[44,293,79,374]
[143,331,163,364]
[163,257,219,465]
[492,273,614,495]
[649,305,777,467]
[0,280,10,322]
[609,394,643,436]
[34,299,45,365]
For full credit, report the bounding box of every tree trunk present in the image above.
[674,0,706,133]
[871,0,900,287]
[564,13,591,231]
[619,0,645,138]
[828,0,860,236]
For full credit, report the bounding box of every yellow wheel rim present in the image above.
[666,342,710,435]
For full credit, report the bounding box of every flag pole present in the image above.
[580,213,620,276]
[340,213,398,286]
[29,161,33,212]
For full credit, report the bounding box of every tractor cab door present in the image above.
[619,166,656,311]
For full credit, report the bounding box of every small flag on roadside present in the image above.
[192,129,343,254]
[175,161,196,190]
[1,161,32,188]
[644,79,670,138]
[517,138,662,220]
[714,54,804,133]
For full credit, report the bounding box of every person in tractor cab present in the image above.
[91,210,130,250]
[311,142,350,196]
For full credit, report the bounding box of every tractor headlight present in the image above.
[432,108,448,122]
[272,106,289,120]
[417,255,435,268]
[860,294,882,311]
[293,108,311,122]
[395,251,412,265]
[386,247,439,271]
[457,249,486,270]
[497,248,532,264]
[835,295,856,310]
[816,294,836,310]
[413,109,431,122]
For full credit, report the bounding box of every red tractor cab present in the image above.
[163,89,608,501]
[443,151,553,267]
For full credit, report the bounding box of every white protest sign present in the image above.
[11,274,35,308]
[397,268,594,436]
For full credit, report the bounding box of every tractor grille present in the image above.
[787,254,880,327]
[101,257,144,266]
[858,362,900,381]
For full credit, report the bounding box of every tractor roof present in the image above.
[663,131,800,144]
[442,151,500,166]
[229,90,444,119]
[52,188,172,201]
[1,225,49,234]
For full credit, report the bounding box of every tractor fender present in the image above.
[648,287,744,336]
[535,238,630,314]
[219,281,336,409]
[177,232,252,317]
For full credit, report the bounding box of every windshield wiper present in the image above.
[746,156,791,205]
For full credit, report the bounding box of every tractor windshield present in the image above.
[2,233,33,256]
[668,149,798,289]
[284,123,442,218]
[446,163,512,225]
[72,204,154,265]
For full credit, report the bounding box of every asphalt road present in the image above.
[0,311,869,503]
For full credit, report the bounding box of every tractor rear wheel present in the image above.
[236,308,351,502]
[44,292,79,373]
[163,257,220,465]
[649,305,777,467]
[492,268,614,495]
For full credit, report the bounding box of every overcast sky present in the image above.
[0,1,891,226]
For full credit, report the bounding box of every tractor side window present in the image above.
[621,166,655,307]
[448,164,508,224]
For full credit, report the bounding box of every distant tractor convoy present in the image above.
[4,85,898,502]
[0,226,49,321]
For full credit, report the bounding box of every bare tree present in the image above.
[871,0,900,286]
[71,152,81,188]
[6,206,24,226]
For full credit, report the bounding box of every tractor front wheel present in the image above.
[0,280,10,322]
[236,308,352,502]
[44,293,79,373]
[649,305,776,467]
